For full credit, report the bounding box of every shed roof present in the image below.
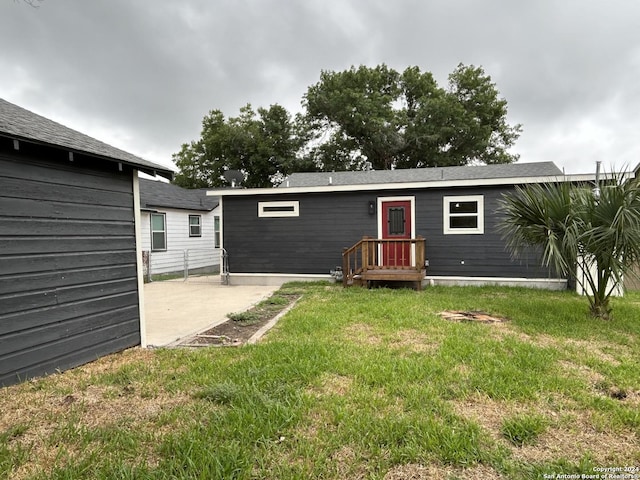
[0,98,173,180]
[282,162,563,187]
[139,179,218,212]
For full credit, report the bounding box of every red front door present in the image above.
[381,200,412,267]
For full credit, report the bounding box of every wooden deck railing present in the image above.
[342,236,426,288]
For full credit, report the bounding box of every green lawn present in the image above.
[2,283,639,479]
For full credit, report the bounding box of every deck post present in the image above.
[361,236,370,273]
[415,236,425,270]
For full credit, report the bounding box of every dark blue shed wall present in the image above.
[0,144,141,387]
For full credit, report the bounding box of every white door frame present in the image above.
[376,196,416,266]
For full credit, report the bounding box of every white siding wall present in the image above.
[140,207,220,275]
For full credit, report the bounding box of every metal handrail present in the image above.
[221,248,230,285]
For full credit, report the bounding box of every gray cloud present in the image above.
[1,0,638,174]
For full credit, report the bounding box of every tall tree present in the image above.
[303,64,521,170]
[173,104,311,188]
[498,172,640,319]
[173,64,522,187]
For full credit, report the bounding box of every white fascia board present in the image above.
[561,172,634,182]
[206,175,572,198]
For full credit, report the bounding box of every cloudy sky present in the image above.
[1,0,638,175]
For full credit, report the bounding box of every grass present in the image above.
[227,293,300,325]
[1,283,639,479]
[501,414,548,447]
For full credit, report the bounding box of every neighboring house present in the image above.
[625,163,640,292]
[0,98,173,387]
[208,162,575,288]
[139,179,220,278]
[625,264,640,291]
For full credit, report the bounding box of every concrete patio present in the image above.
[142,279,279,347]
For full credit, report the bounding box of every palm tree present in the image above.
[498,171,640,319]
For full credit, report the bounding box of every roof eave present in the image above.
[207,174,576,197]
[142,203,217,212]
[3,132,174,180]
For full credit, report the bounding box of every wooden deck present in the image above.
[342,236,427,290]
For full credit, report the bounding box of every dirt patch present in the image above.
[450,393,638,465]
[440,310,509,323]
[558,360,606,386]
[328,445,369,479]
[534,335,624,366]
[178,293,301,346]
[343,323,384,346]
[389,329,441,354]
[0,348,192,480]
[384,463,505,479]
[307,373,354,398]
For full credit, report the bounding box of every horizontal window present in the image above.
[443,195,484,234]
[258,201,299,218]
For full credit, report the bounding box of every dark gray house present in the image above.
[0,98,173,387]
[208,162,570,289]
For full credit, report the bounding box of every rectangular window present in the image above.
[151,213,167,251]
[387,207,406,236]
[443,195,484,234]
[258,201,299,217]
[189,215,202,237]
[214,215,221,248]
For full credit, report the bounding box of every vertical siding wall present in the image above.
[140,209,220,275]
[0,155,141,386]
[223,187,552,278]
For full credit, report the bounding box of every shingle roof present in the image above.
[0,98,173,179]
[282,162,563,187]
[139,179,218,212]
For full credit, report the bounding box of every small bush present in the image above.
[262,295,289,306]
[227,311,261,323]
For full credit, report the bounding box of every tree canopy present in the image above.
[173,104,313,188]
[304,64,521,171]
[173,64,522,188]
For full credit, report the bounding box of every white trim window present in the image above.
[189,215,202,237]
[214,215,221,248]
[258,201,299,218]
[443,195,484,234]
[151,213,167,251]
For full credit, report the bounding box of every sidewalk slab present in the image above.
[143,281,279,347]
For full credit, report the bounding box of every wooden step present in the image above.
[360,268,425,282]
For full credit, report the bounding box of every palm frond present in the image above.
[498,171,640,319]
